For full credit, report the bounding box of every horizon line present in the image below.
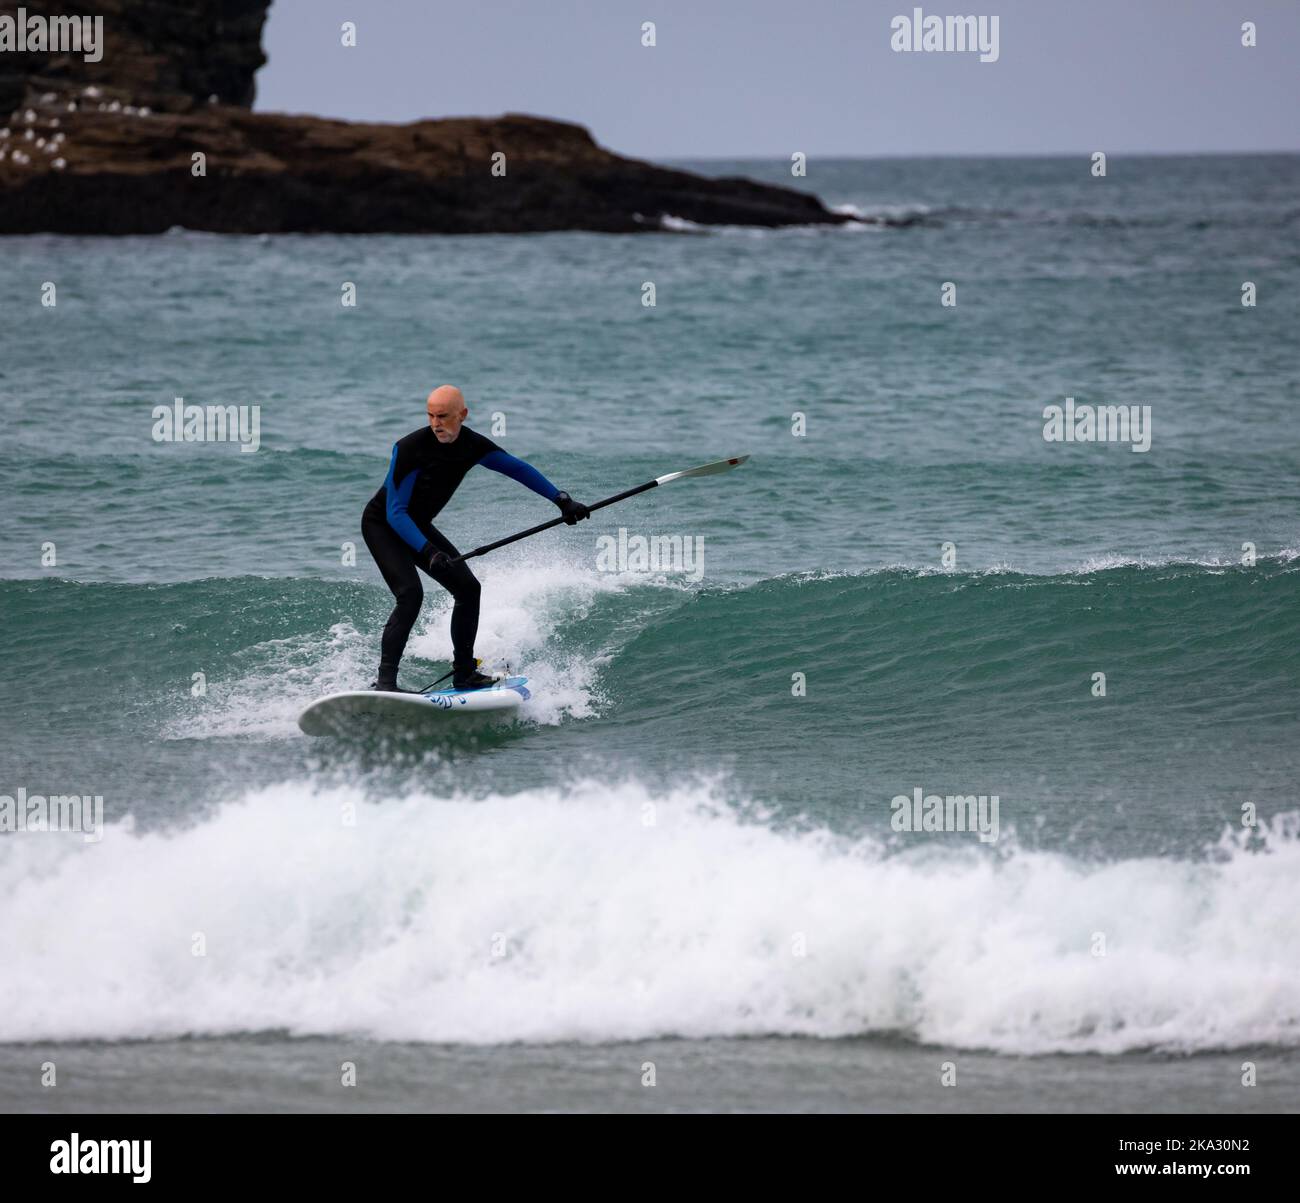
[656,149,1300,161]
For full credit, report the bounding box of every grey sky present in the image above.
[257,0,1299,157]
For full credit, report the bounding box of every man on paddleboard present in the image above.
[362,385,589,691]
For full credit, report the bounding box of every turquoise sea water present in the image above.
[1,156,1297,1109]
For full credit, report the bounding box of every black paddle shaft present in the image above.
[444,479,660,566]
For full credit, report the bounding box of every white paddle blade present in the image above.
[655,454,750,486]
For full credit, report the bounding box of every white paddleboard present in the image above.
[298,676,530,736]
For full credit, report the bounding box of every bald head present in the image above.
[427,385,468,442]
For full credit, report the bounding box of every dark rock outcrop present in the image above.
[0,1,862,235]
[0,0,268,116]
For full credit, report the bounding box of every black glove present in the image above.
[420,542,451,573]
[553,491,590,525]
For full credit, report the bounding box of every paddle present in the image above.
[443,454,750,566]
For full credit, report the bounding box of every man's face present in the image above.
[428,397,467,442]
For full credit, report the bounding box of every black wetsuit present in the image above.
[361,425,559,683]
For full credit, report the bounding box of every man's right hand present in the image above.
[420,543,451,573]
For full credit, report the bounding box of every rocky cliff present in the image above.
[0,1,864,235]
[0,0,268,115]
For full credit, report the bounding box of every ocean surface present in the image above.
[1,155,1298,1112]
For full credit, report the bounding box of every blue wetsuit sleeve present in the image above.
[477,449,561,502]
[384,444,429,553]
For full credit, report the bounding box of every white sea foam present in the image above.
[831,201,932,224]
[160,618,376,741]
[658,213,707,233]
[1074,552,1235,574]
[1,777,1295,1052]
[160,547,677,739]
[406,545,633,725]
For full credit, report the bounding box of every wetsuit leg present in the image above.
[362,515,423,683]
[420,526,482,672]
